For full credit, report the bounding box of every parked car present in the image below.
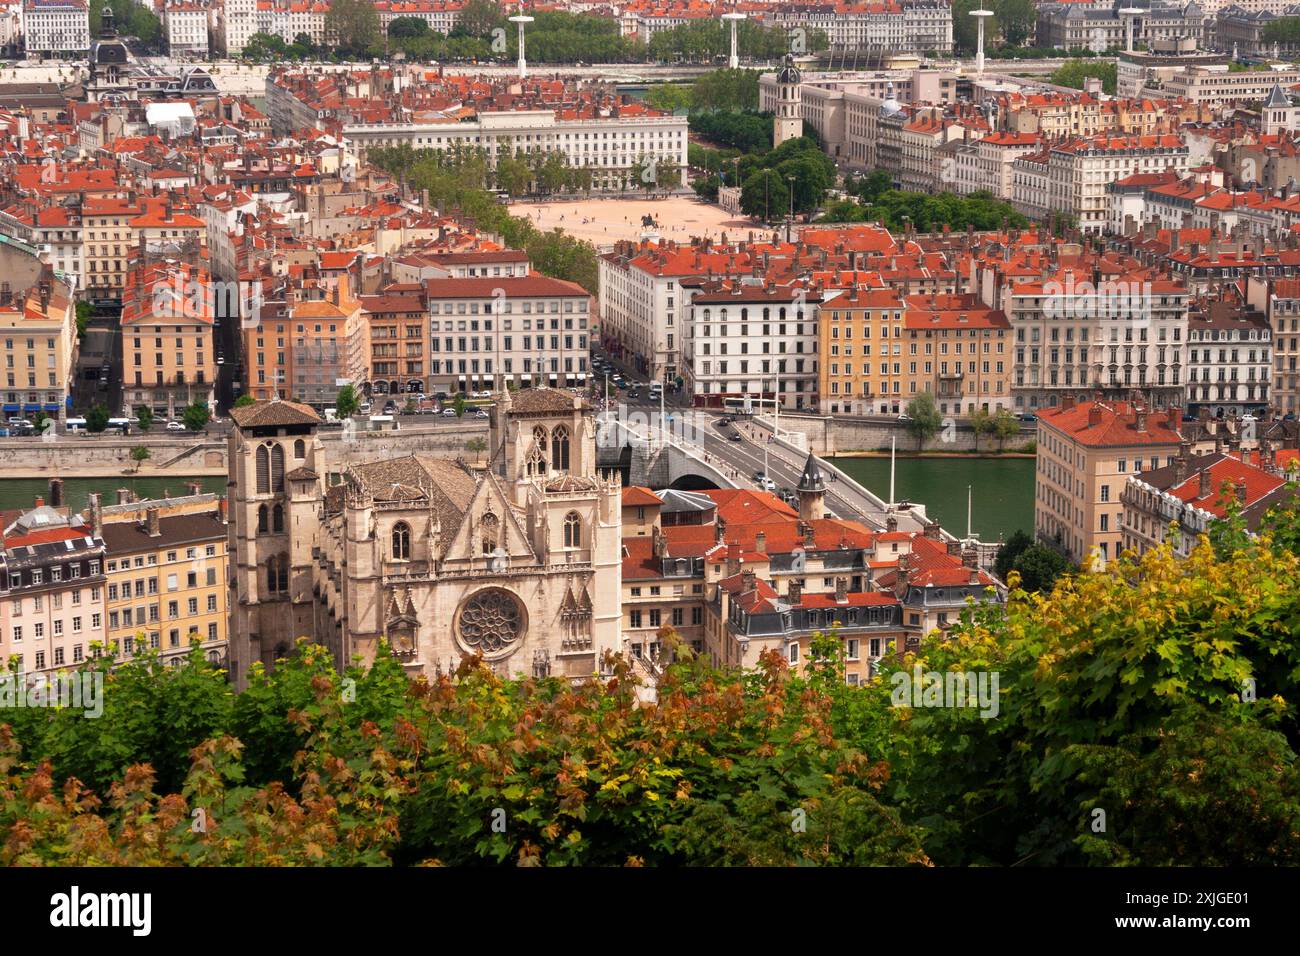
[1017,413,1037,422]
[474,409,490,419]
[7,417,30,429]
[757,476,777,493]
[896,413,912,422]
[442,408,457,417]
[165,421,186,432]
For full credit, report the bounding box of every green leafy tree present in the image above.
[969,406,994,451]
[1051,59,1117,95]
[994,529,1034,581]
[455,0,503,39]
[135,405,154,432]
[86,403,110,433]
[996,0,1037,47]
[903,391,943,449]
[388,15,430,40]
[130,445,151,473]
[1011,541,1071,592]
[992,407,1021,449]
[182,401,211,432]
[335,384,359,419]
[75,301,91,338]
[453,394,466,418]
[466,436,488,462]
[325,0,381,56]
[234,394,256,408]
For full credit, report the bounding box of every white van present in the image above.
[368,414,399,432]
[648,381,663,397]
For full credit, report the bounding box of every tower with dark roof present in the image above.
[774,54,803,149]
[796,451,825,522]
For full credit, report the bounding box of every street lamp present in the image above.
[786,172,796,244]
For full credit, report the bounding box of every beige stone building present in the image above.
[0,269,77,422]
[1035,397,1184,569]
[226,388,622,687]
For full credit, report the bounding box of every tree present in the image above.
[135,405,154,433]
[645,83,692,114]
[455,0,501,39]
[182,401,211,432]
[969,407,994,451]
[1010,541,1071,592]
[325,0,381,56]
[336,384,359,419]
[903,391,943,449]
[495,153,533,197]
[86,403,110,433]
[75,301,91,338]
[234,394,256,408]
[1051,59,1117,95]
[453,394,466,418]
[992,408,1020,449]
[994,529,1034,581]
[996,0,1036,47]
[130,445,151,473]
[387,15,430,40]
[466,437,488,462]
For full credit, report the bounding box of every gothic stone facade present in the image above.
[226,389,622,687]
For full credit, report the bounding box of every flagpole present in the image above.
[889,434,896,509]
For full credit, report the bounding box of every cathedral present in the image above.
[226,388,623,688]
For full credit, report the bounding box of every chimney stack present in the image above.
[834,577,848,603]
[1199,468,1212,499]
[47,478,63,508]
[89,492,103,537]
[117,488,131,505]
[788,579,802,604]
[741,568,756,592]
[755,531,766,553]
[146,507,161,537]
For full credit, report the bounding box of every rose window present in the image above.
[456,588,526,657]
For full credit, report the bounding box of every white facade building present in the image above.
[22,0,90,56]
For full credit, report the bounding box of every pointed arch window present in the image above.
[257,504,268,533]
[527,425,548,476]
[392,522,411,561]
[255,445,270,494]
[480,512,500,556]
[551,424,570,472]
[563,511,581,549]
[272,503,284,533]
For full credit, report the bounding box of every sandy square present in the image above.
[507,196,760,248]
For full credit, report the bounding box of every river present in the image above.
[829,456,1035,543]
[0,476,227,514]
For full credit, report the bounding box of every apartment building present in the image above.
[683,284,820,410]
[818,287,907,416]
[22,0,90,56]
[1185,304,1271,416]
[903,293,1012,417]
[165,3,210,56]
[97,495,229,668]
[360,291,427,397]
[1036,398,1184,569]
[1047,134,1191,235]
[1121,445,1298,558]
[1002,269,1188,413]
[240,273,366,407]
[81,194,142,304]
[1245,276,1300,416]
[1162,65,1300,105]
[599,241,719,384]
[423,275,592,395]
[215,0,258,54]
[121,261,217,419]
[0,500,107,678]
[0,272,77,423]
